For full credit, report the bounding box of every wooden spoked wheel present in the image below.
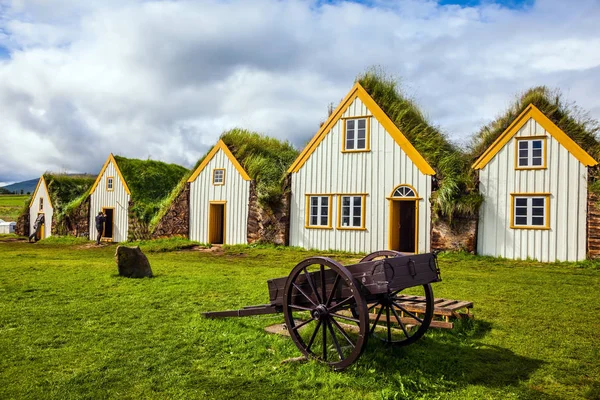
[360,250,406,262]
[360,250,434,346]
[283,257,369,370]
[369,284,434,346]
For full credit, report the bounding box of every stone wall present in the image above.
[15,211,29,236]
[52,197,90,237]
[431,216,477,253]
[127,201,151,241]
[151,184,190,239]
[247,178,290,245]
[587,191,600,259]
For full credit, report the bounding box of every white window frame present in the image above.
[338,195,366,229]
[516,138,545,169]
[511,194,549,229]
[344,118,368,151]
[306,195,331,228]
[107,177,114,191]
[39,197,43,211]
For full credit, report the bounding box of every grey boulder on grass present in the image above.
[115,246,153,278]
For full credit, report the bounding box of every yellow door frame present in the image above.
[37,212,45,240]
[387,184,421,253]
[101,207,115,242]
[208,201,227,244]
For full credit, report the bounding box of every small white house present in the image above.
[473,104,598,262]
[88,154,131,243]
[0,219,16,234]
[188,140,251,245]
[287,82,436,253]
[29,176,53,240]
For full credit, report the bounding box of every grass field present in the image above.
[0,194,28,222]
[0,239,598,399]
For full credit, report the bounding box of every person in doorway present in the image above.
[28,214,45,243]
[95,211,106,245]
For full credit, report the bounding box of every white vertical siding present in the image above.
[477,118,588,262]
[189,149,251,245]
[29,178,53,239]
[289,97,432,253]
[89,161,130,242]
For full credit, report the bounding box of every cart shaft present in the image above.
[203,304,282,318]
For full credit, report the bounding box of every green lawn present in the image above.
[0,240,598,399]
[0,194,28,222]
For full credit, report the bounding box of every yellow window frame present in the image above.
[337,194,367,230]
[515,136,547,170]
[342,116,371,153]
[510,193,551,230]
[305,194,333,229]
[212,169,226,186]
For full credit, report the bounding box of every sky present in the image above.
[1,0,599,186]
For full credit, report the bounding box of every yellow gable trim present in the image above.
[287,82,435,175]
[89,154,132,195]
[472,104,598,170]
[187,140,251,183]
[29,175,53,209]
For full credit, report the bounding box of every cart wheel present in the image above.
[360,250,406,262]
[369,283,434,346]
[283,257,368,370]
[353,250,405,319]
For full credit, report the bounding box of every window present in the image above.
[107,177,114,191]
[39,198,43,211]
[511,194,550,229]
[338,195,366,229]
[306,195,332,228]
[392,185,417,198]
[344,117,369,151]
[213,169,225,185]
[516,138,546,169]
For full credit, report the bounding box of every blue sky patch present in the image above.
[438,0,534,9]
[0,46,9,59]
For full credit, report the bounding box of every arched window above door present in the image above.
[391,185,418,198]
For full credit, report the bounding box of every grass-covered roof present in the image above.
[220,129,299,206]
[470,86,600,163]
[112,156,189,222]
[43,174,96,210]
[20,173,96,223]
[150,129,298,231]
[357,69,481,220]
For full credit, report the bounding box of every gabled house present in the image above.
[287,82,436,253]
[473,103,598,262]
[187,140,252,245]
[89,154,188,242]
[29,176,53,240]
[23,174,96,240]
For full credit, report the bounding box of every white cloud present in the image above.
[0,0,599,183]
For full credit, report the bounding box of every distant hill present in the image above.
[0,179,38,194]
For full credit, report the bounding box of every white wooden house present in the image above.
[287,82,436,253]
[188,140,251,245]
[473,104,598,262]
[88,154,131,242]
[29,176,53,240]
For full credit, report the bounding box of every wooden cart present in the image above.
[204,250,442,370]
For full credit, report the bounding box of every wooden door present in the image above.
[209,203,226,244]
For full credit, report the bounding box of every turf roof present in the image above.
[150,128,298,231]
[357,69,481,220]
[111,156,189,223]
[470,86,600,163]
[43,174,96,210]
